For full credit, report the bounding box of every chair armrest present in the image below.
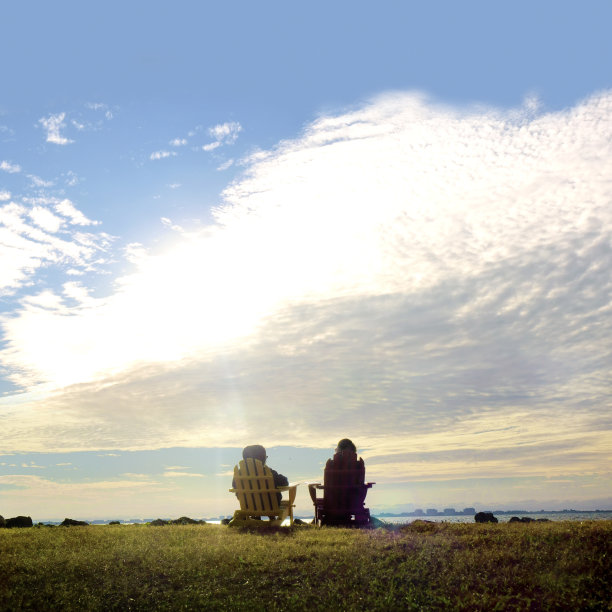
[307,482,323,503]
[229,488,237,493]
[277,483,298,504]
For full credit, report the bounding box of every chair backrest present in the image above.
[233,458,280,514]
[323,450,367,512]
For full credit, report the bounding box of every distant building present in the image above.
[414,508,424,516]
[443,508,456,515]
[426,508,438,515]
[463,507,476,515]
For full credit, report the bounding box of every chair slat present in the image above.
[229,458,297,526]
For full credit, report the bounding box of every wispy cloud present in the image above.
[0,196,108,294]
[150,150,177,161]
[160,217,184,232]
[202,121,242,151]
[202,141,220,152]
[28,175,53,188]
[216,159,234,171]
[209,121,242,143]
[1,160,21,173]
[38,113,73,145]
[0,473,175,519]
[54,198,99,226]
[1,92,611,493]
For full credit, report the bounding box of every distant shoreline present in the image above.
[375,508,612,518]
[17,509,612,525]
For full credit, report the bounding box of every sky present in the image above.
[1,1,611,521]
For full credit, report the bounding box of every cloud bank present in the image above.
[1,92,611,487]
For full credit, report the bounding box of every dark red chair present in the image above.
[308,450,374,526]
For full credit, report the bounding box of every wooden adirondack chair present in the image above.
[308,450,374,526]
[228,458,297,527]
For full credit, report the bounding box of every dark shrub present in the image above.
[6,516,33,528]
[60,518,89,526]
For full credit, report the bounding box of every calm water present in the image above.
[373,511,612,524]
[100,511,612,525]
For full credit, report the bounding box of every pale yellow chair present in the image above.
[228,458,298,527]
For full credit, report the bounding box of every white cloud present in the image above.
[0,197,108,293]
[160,217,184,232]
[29,175,54,187]
[54,198,99,226]
[124,242,147,263]
[1,160,21,173]
[86,102,113,120]
[216,159,234,171]
[28,206,63,233]
[64,171,79,187]
[39,112,74,145]
[202,121,242,151]
[1,92,611,494]
[209,121,242,143]
[0,190,11,201]
[170,138,187,146]
[150,150,177,160]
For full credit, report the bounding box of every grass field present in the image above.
[1,520,610,610]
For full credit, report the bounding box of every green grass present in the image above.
[1,520,611,610]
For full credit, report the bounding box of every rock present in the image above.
[221,518,231,525]
[6,516,33,528]
[474,511,498,523]
[0,515,5,528]
[59,518,89,526]
[108,521,121,525]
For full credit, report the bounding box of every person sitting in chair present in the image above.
[308,438,374,526]
[233,444,288,504]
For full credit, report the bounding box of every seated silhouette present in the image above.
[308,439,374,526]
[229,445,297,526]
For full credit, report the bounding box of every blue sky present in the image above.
[1,1,611,520]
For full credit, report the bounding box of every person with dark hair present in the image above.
[233,444,288,503]
[335,438,357,454]
[308,437,374,526]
